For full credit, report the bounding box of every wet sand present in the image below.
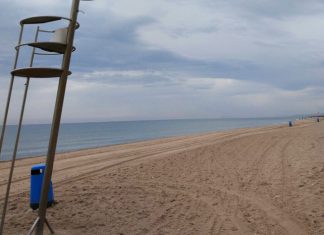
[1,119,324,234]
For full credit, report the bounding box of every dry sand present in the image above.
[0,119,324,234]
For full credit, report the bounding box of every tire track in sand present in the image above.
[144,182,306,234]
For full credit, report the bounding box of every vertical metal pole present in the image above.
[0,25,24,160]
[36,1,80,234]
[0,32,24,234]
[0,27,39,235]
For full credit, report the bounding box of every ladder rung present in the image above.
[11,67,71,78]
[20,16,80,29]
[20,16,62,25]
[16,42,76,54]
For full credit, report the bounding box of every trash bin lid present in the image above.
[31,163,46,171]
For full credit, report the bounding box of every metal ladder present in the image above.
[0,1,89,234]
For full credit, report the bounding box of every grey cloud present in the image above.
[72,12,246,77]
[2,0,321,91]
[1,0,324,122]
[202,0,324,19]
[242,0,324,19]
[75,70,177,87]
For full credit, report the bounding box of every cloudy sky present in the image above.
[1,0,324,124]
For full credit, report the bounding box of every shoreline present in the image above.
[0,117,297,162]
[1,120,293,163]
[1,118,323,234]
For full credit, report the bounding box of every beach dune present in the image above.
[1,120,324,234]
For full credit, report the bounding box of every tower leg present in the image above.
[27,217,39,235]
[27,217,55,235]
[36,1,81,234]
[1,27,39,235]
[45,218,55,234]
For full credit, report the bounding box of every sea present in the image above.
[0,117,297,161]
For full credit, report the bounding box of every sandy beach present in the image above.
[0,119,323,234]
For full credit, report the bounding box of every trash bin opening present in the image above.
[31,169,41,175]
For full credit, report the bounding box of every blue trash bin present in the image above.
[30,163,54,210]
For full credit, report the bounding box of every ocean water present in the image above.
[0,117,295,161]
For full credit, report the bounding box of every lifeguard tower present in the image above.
[0,1,90,234]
